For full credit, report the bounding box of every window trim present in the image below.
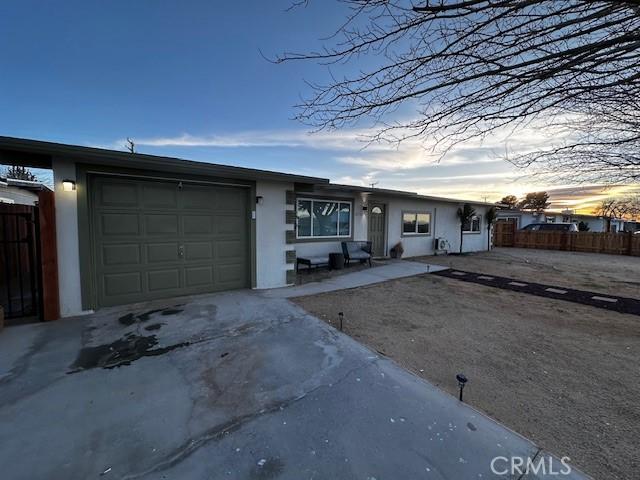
[295,197,353,240]
[401,210,432,237]
[462,214,482,234]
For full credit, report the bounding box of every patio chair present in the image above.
[341,241,372,267]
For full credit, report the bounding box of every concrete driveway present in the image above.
[0,290,586,479]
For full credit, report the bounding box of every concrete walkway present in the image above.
[265,260,448,298]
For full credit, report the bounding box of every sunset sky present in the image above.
[1,1,636,214]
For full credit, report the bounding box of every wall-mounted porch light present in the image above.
[256,195,264,205]
[62,180,76,192]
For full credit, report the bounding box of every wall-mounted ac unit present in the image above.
[435,237,449,253]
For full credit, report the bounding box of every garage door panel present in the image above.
[216,263,246,284]
[183,215,214,235]
[185,266,214,287]
[215,239,245,259]
[99,182,139,207]
[91,176,250,308]
[185,242,212,260]
[102,244,141,265]
[142,183,178,208]
[147,243,179,263]
[145,214,179,235]
[147,269,181,291]
[101,213,140,236]
[215,214,245,235]
[216,189,246,212]
[104,272,142,296]
[181,185,216,210]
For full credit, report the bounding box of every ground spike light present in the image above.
[338,312,344,331]
[456,373,468,402]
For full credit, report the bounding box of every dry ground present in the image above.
[417,247,640,298]
[293,250,640,480]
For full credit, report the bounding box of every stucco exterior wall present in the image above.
[569,216,607,232]
[52,158,85,317]
[255,180,294,288]
[381,197,490,256]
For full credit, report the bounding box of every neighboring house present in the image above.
[495,209,545,229]
[0,136,493,318]
[496,208,625,233]
[0,177,46,205]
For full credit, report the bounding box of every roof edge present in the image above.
[0,136,329,185]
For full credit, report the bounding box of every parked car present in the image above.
[521,223,578,232]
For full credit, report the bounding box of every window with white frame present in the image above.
[463,215,481,233]
[402,212,431,235]
[296,198,352,239]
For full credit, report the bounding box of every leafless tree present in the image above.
[510,100,640,184]
[278,1,640,183]
[594,196,640,230]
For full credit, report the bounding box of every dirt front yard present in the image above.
[292,250,640,480]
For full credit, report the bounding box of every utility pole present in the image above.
[125,137,135,153]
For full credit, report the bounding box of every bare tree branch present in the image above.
[279,0,640,183]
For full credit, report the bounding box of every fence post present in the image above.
[37,190,60,321]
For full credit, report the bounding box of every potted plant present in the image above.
[390,241,404,258]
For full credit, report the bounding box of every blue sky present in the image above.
[0,0,631,211]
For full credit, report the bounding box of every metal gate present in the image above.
[0,205,41,319]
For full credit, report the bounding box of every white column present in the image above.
[51,158,86,316]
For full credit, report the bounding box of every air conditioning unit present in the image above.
[435,237,449,253]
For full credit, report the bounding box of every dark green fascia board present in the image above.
[0,136,329,185]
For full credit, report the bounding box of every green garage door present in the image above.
[89,175,250,307]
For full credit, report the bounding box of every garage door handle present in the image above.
[178,245,184,258]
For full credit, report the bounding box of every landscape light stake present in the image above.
[456,373,468,402]
[338,312,344,331]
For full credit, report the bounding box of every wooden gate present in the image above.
[493,221,516,247]
[0,189,59,323]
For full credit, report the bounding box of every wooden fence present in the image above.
[493,221,640,256]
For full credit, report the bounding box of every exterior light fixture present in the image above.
[62,180,76,191]
[256,196,264,205]
[456,373,468,402]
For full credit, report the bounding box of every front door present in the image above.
[368,203,386,257]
